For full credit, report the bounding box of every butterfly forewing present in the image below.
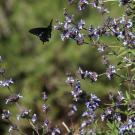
[29,19,53,44]
[29,28,46,36]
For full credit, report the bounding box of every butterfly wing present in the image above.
[29,19,53,44]
[29,27,46,36]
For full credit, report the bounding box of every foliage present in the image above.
[0,0,135,135]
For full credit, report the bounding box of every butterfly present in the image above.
[29,19,53,44]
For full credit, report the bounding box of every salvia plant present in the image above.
[1,0,135,135]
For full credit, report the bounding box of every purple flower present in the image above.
[61,26,79,41]
[64,9,74,24]
[78,67,85,79]
[5,94,23,104]
[75,33,84,45]
[78,19,85,30]
[81,93,100,129]
[82,109,95,118]
[42,104,48,112]
[98,45,106,52]
[68,104,77,116]
[44,119,49,127]
[101,107,114,121]
[88,72,98,82]
[0,78,13,87]
[119,117,135,134]
[42,92,48,101]
[117,91,125,102]
[54,20,63,30]
[78,0,89,11]
[88,26,100,40]
[86,94,100,111]
[91,1,109,14]
[2,110,11,119]
[66,75,75,86]
[80,119,92,128]
[71,80,82,101]
[78,67,98,82]
[52,127,61,135]
[106,65,116,80]
[8,125,18,133]
[17,109,31,120]
[32,114,37,123]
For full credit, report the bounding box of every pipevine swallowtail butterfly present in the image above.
[29,19,53,44]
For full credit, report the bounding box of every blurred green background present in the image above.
[0,0,124,134]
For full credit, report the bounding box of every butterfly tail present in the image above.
[49,19,53,27]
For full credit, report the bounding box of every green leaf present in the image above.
[125,91,131,101]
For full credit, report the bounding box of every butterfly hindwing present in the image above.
[29,19,53,44]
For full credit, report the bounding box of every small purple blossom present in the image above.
[117,91,125,102]
[119,117,135,135]
[86,94,100,111]
[101,107,114,121]
[32,113,37,123]
[78,19,85,30]
[52,127,61,135]
[80,119,92,129]
[98,45,106,52]
[66,75,74,86]
[71,80,82,101]
[84,71,98,82]
[0,78,13,87]
[78,0,89,11]
[44,119,49,127]
[42,92,48,101]
[8,125,18,133]
[42,104,48,112]
[64,9,73,24]
[54,20,63,30]
[75,33,84,45]
[2,110,11,120]
[88,72,98,82]
[106,65,116,80]
[68,104,77,116]
[88,26,101,40]
[91,1,109,14]
[17,109,31,120]
[5,94,23,104]
[78,67,98,82]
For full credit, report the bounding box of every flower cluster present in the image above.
[56,1,135,49]
[71,80,83,101]
[1,0,135,134]
[1,57,61,135]
[78,67,98,82]
[0,78,14,87]
[81,94,100,129]
[119,117,135,135]
[54,9,85,45]
[105,16,135,48]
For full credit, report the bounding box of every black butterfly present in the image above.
[29,19,53,44]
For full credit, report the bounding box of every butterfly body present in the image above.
[29,19,53,44]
